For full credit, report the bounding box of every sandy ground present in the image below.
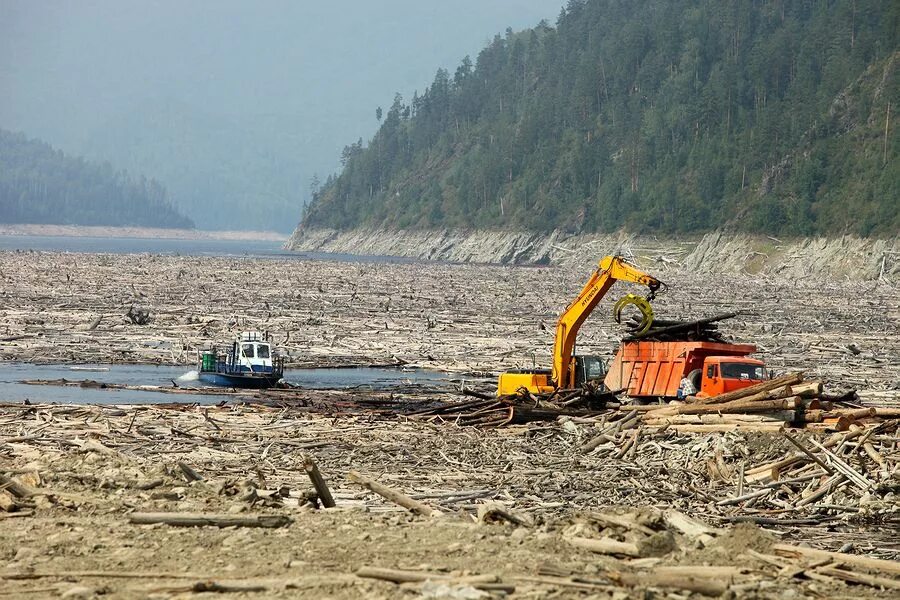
[0,250,898,598]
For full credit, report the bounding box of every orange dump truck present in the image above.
[604,341,767,400]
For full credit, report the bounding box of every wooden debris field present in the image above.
[0,248,898,597]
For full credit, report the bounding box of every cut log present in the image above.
[824,408,877,420]
[643,412,795,425]
[662,423,785,434]
[674,397,801,415]
[784,381,823,397]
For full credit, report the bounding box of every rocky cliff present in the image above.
[286,226,899,282]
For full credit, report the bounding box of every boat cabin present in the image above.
[234,331,275,373]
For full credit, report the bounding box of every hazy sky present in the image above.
[1,0,563,152]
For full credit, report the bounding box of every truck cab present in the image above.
[693,356,767,397]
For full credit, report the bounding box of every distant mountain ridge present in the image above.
[0,129,194,229]
[301,0,899,238]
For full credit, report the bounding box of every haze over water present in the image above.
[1,1,561,232]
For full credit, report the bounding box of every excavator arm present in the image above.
[551,255,662,388]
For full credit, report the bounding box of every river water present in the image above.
[0,362,448,405]
[0,234,418,263]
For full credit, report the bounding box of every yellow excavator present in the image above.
[497,255,664,395]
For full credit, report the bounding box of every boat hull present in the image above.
[198,371,281,389]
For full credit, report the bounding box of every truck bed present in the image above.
[604,341,758,399]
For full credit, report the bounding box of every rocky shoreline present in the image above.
[286,226,899,281]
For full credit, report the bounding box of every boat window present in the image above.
[721,363,765,380]
[241,344,255,358]
[256,344,270,359]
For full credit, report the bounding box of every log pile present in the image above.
[622,312,736,342]
[410,370,894,434]
[410,385,619,426]
[642,371,898,433]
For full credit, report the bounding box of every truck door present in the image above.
[703,363,721,395]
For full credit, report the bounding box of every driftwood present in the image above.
[355,567,515,593]
[0,473,42,498]
[773,543,900,576]
[128,512,292,528]
[303,456,335,508]
[355,566,499,584]
[566,536,642,557]
[609,570,729,596]
[348,471,442,517]
[477,502,533,527]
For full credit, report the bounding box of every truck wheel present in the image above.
[687,369,702,392]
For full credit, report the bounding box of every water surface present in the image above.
[0,234,419,263]
[0,362,447,405]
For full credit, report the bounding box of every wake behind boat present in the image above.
[198,331,284,388]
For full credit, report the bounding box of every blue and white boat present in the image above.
[198,331,284,388]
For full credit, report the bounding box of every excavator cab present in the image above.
[573,355,606,387]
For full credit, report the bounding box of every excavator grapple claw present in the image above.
[613,294,654,335]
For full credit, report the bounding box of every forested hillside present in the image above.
[0,130,193,229]
[303,0,899,237]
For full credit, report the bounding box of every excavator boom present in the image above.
[551,256,662,388]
